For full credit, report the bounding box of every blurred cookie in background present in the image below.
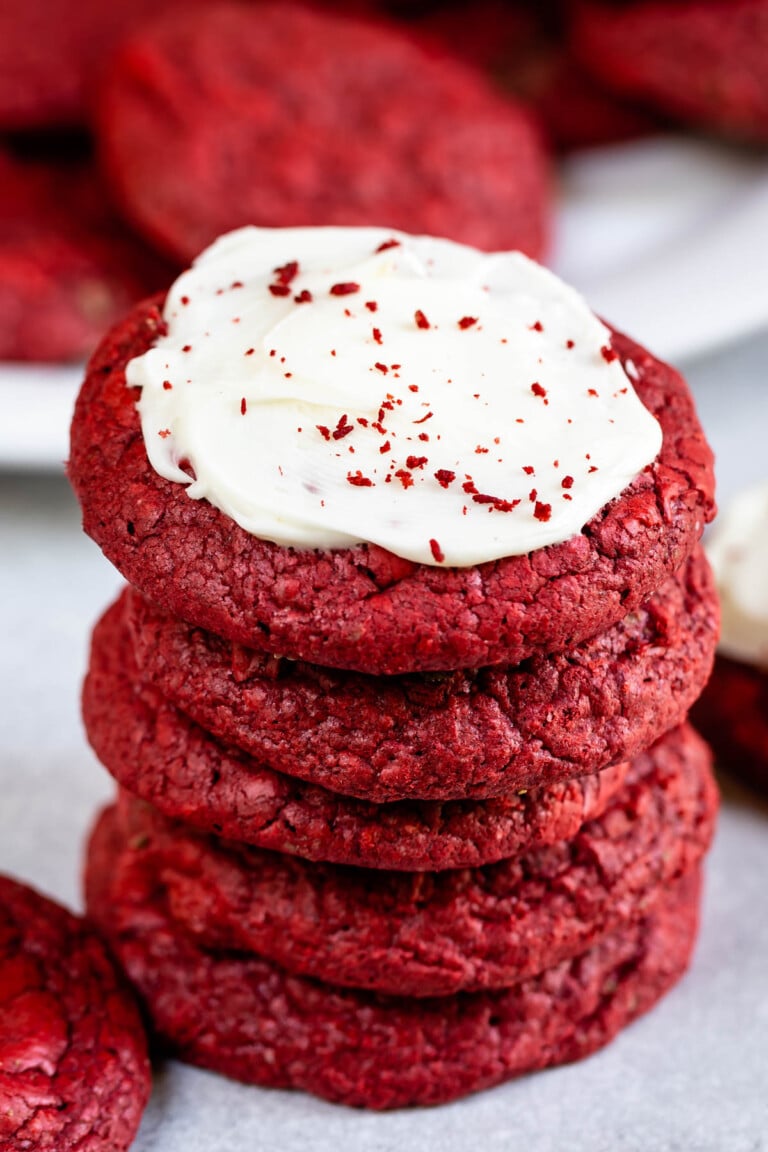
[693,482,768,796]
[572,0,768,145]
[0,144,176,362]
[95,2,550,262]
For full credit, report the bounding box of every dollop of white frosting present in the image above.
[706,482,768,669]
[127,226,662,566]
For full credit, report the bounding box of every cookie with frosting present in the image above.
[103,723,716,998]
[96,2,549,261]
[692,482,768,794]
[0,875,149,1151]
[69,226,715,675]
[122,549,718,801]
[85,810,702,1111]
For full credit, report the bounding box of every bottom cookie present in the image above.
[692,654,768,796]
[86,812,701,1110]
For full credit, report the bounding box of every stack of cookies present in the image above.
[70,226,719,1109]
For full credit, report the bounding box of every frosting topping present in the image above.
[128,226,662,566]
[706,482,768,669]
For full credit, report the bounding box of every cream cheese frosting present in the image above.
[127,226,663,566]
[706,482,768,669]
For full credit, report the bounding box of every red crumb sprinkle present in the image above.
[589,465,599,473]
[372,327,383,345]
[435,469,456,488]
[269,349,276,357]
[472,494,520,512]
[158,428,171,438]
[162,380,172,390]
[462,479,478,495]
[408,384,419,392]
[273,261,299,286]
[418,433,429,442]
[522,465,534,475]
[180,295,189,306]
[365,301,378,312]
[406,455,428,469]
[531,382,547,398]
[529,321,543,332]
[316,425,331,441]
[562,475,574,489]
[566,340,575,349]
[376,238,401,252]
[394,469,414,489]
[181,345,192,352]
[347,471,373,487]
[475,446,489,454]
[534,501,552,522]
[601,344,619,363]
[429,538,445,563]
[330,282,360,296]
[588,388,598,397]
[414,310,431,330]
[529,488,537,502]
[240,398,247,415]
[563,493,573,501]
[414,411,433,424]
[231,280,244,289]
[294,289,313,304]
[379,440,391,454]
[357,417,369,427]
[374,362,388,374]
[458,316,478,329]
[332,414,353,440]
[244,348,255,356]
[268,284,291,297]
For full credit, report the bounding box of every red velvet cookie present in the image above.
[692,654,768,796]
[573,0,768,144]
[69,298,714,675]
[0,875,150,1151]
[83,598,628,872]
[0,0,172,128]
[96,2,549,263]
[85,820,702,1110]
[0,150,174,362]
[125,549,718,801]
[106,723,716,997]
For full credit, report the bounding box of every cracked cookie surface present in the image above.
[124,549,718,801]
[0,875,149,1151]
[83,598,628,871]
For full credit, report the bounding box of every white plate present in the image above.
[4,134,768,471]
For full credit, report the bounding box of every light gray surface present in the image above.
[1,339,767,1150]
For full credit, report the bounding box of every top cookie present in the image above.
[70,277,714,673]
[95,1,549,261]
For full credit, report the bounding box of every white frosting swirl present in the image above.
[127,226,662,566]
[706,482,768,669]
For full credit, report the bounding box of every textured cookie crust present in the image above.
[573,0,768,143]
[69,298,714,675]
[83,598,628,871]
[692,654,768,796]
[96,2,549,262]
[126,549,718,801]
[107,723,716,997]
[85,824,701,1111]
[0,875,150,1151]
